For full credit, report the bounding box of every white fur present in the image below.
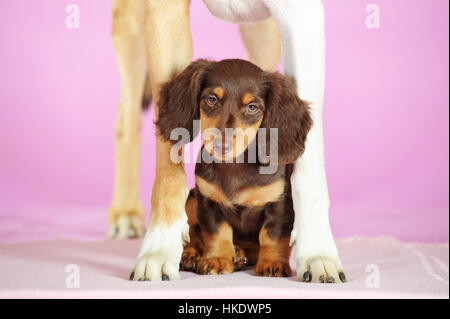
[203,0,345,281]
[203,0,271,23]
[132,214,189,281]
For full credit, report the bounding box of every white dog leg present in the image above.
[262,0,346,283]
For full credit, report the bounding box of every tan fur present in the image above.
[200,108,221,135]
[213,87,225,99]
[202,223,234,258]
[145,0,193,227]
[198,222,235,274]
[200,107,222,158]
[185,194,198,226]
[258,227,291,262]
[231,116,263,159]
[242,93,255,105]
[196,176,233,207]
[109,0,147,231]
[239,18,281,72]
[196,176,285,208]
[235,179,285,207]
[255,227,292,277]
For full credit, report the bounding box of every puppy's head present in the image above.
[157,59,312,164]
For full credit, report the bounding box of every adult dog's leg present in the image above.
[262,0,346,283]
[239,17,281,72]
[109,0,147,239]
[130,0,193,281]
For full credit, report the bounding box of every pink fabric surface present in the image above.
[1,203,448,243]
[0,237,448,299]
[0,0,448,242]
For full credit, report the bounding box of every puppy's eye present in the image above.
[246,103,259,114]
[206,95,218,106]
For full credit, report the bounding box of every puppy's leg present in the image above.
[180,191,203,272]
[130,0,193,281]
[197,222,235,275]
[262,0,346,283]
[194,192,236,275]
[255,227,291,277]
[239,17,281,72]
[108,0,147,239]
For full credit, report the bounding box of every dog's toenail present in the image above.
[319,275,325,283]
[162,274,170,281]
[129,272,135,281]
[218,270,223,275]
[339,272,346,282]
[303,272,311,282]
[327,277,335,283]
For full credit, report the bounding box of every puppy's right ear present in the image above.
[156,59,211,143]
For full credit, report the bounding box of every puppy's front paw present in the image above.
[108,203,145,239]
[180,246,201,272]
[196,257,234,275]
[233,246,248,270]
[130,218,189,281]
[297,256,346,283]
[255,259,291,277]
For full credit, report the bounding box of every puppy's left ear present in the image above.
[261,72,313,165]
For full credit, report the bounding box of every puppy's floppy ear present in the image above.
[156,59,211,143]
[261,72,313,165]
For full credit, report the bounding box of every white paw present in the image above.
[108,215,145,239]
[296,255,346,283]
[130,216,189,281]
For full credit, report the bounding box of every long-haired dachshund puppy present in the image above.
[156,59,312,277]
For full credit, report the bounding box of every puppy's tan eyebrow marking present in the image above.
[213,87,225,99]
[242,93,255,105]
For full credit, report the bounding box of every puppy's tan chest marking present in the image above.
[196,176,285,208]
[234,180,285,207]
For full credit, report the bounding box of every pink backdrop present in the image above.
[0,0,448,242]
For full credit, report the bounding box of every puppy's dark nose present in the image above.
[213,138,233,155]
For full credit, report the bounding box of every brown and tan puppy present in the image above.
[156,59,312,277]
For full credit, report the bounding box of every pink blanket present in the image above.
[0,237,448,299]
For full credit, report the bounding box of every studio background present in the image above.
[0,0,448,243]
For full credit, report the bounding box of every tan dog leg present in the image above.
[131,0,193,281]
[109,0,148,239]
[239,17,281,72]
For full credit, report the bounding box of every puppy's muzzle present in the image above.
[213,138,233,156]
